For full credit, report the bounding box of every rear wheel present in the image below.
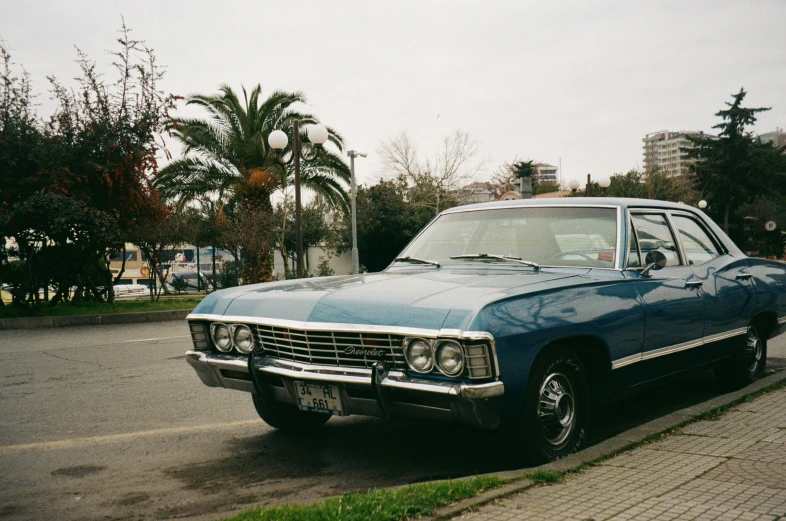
[252,393,331,433]
[512,347,590,463]
[715,324,767,390]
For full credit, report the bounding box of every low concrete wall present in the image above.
[0,309,192,330]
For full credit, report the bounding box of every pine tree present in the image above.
[688,88,786,234]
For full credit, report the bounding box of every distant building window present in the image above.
[109,251,138,262]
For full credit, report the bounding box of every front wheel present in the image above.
[252,393,331,433]
[715,324,767,390]
[513,347,590,463]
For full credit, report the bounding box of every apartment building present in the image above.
[759,128,786,149]
[642,130,706,177]
[532,162,559,184]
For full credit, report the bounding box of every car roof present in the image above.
[441,197,696,214]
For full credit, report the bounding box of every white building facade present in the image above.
[642,130,706,177]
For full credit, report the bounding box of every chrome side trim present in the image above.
[611,327,748,370]
[778,316,786,324]
[615,205,623,270]
[442,203,621,215]
[187,315,501,381]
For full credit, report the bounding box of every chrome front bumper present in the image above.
[186,350,504,429]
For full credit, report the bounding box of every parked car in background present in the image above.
[112,284,149,298]
[167,271,211,293]
[184,198,786,462]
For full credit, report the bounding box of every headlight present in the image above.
[232,325,254,354]
[435,340,464,376]
[210,323,233,352]
[404,338,433,373]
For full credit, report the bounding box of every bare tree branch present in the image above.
[377,129,488,209]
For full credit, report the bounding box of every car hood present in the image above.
[192,268,592,331]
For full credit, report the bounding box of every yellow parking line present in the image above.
[0,420,261,454]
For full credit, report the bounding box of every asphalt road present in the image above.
[1,322,784,521]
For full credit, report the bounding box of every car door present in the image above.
[669,212,755,361]
[624,211,706,383]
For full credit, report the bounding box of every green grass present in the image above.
[0,295,204,319]
[220,476,506,521]
[525,470,564,484]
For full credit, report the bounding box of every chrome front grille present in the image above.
[252,325,407,371]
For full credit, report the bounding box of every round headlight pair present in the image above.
[404,338,464,376]
[210,323,253,354]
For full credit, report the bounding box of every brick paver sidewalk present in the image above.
[455,387,786,521]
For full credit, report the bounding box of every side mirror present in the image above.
[641,250,667,276]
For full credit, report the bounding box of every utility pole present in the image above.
[292,120,304,278]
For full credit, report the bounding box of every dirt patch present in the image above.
[0,504,24,517]
[163,432,332,492]
[114,492,150,506]
[51,465,107,478]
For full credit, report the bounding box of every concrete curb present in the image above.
[421,369,786,521]
[0,309,192,330]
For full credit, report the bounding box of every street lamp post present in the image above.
[568,179,580,196]
[569,175,608,196]
[347,150,367,275]
[268,121,329,278]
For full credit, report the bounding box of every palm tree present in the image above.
[156,84,350,283]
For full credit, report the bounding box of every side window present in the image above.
[627,218,642,268]
[630,213,682,267]
[671,214,722,265]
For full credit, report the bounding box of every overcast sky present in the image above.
[3,0,785,188]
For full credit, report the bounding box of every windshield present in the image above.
[397,206,619,268]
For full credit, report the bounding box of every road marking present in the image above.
[120,335,190,343]
[0,420,261,454]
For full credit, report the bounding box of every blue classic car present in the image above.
[185,198,786,462]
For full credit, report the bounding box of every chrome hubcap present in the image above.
[745,327,763,375]
[538,373,576,447]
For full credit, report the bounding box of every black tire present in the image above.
[714,323,767,391]
[251,392,331,433]
[513,347,590,464]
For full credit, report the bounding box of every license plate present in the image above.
[294,381,344,416]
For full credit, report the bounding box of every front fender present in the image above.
[471,279,644,413]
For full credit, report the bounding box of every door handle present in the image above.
[685,280,703,288]
[736,272,753,280]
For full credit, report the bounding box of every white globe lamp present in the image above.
[268,130,288,151]
[307,124,329,146]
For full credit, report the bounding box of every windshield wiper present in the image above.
[393,256,441,267]
[450,253,540,269]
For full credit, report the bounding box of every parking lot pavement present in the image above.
[0,323,784,521]
[454,384,786,521]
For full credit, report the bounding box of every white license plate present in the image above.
[294,381,344,416]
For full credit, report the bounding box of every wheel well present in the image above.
[752,311,778,339]
[536,336,611,385]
